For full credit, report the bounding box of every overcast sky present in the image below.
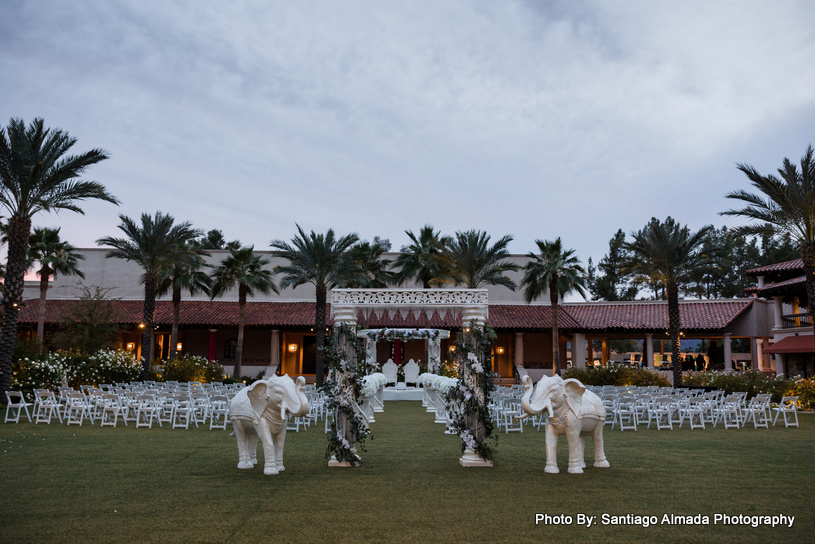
[2,0,814,273]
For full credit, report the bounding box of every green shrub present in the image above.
[682,371,794,403]
[788,376,815,410]
[564,364,671,387]
[153,355,224,383]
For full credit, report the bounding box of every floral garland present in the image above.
[444,323,498,461]
[360,373,387,398]
[364,328,443,343]
[323,323,372,466]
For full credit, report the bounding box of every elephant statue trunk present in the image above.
[281,376,310,421]
[520,375,554,420]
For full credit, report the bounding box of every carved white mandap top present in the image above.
[330,289,489,326]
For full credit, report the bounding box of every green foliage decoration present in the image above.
[152,355,224,383]
[323,323,371,466]
[444,323,497,462]
[564,364,671,387]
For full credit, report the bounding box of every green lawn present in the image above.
[1,402,812,544]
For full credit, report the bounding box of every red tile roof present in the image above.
[747,275,806,297]
[563,300,753,331]
[746,259,803,275]
[18,299,752,333]
[763,335,815,354]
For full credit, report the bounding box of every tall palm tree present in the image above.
[158,241,211,361]
[437,229,519,289]
[521,238,587,376]
[210,246,277,378]
[96,212,199,379]
[270,225,359,387]
[347,237,396,288]
[0,117,117,398]
[624,217,712,387]
[722,144,815,335]
[28,227,85,352]
[392,225,447,288]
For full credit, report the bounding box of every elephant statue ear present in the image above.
[246,380,269,417]
[563,378,586,416]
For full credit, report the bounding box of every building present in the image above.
[17,249,778,379]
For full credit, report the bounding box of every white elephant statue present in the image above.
[228,375,310,475]
[518,374,609,474]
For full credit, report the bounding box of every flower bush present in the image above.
[154,355,224,383]
[565,364,671,387]
[360,373,387,398]
[682,370,812,406]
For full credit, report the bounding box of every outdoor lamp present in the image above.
[176,342,183,351]
[288,343,298,352]
[496,346,505,354]
[126,342,135,351]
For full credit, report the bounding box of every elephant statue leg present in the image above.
[257,423,279,475]
[272,427,288,472]
[593,425,610,468]
[233,422,254,469]
[248,431,259,466]
[544,428,560,474]
[567,426,584,474]
[578,436,586,469]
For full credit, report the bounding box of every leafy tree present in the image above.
[624,217,712,386]
[347,237,396,288]
[28,227,85,352]
[158,241,211,361]
[591,229,638,301]
[96,212,199,378]
[722,144,815,334]
[436,229,519,289]
[270,225,359,387]
[210,246,277,378]
[196,228,241,251]
[392,225,448,288]
[51,285,121,353]
[521,238,587,376]
[0,117,117,398]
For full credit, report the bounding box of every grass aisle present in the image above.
[1,402,813,543]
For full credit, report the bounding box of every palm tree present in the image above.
[392,225,447,288]
[722,144,815,335]
[437,229,519,289]
[96,212,199,379]
[624,217,712,387]
[0,117,117,398]
[158,241,211,361]
[521,238,587,376]
[347,237,396,288]
[270,225,359,387]
[210,246,278,378]
[28,227,85,352]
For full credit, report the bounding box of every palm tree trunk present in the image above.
[667,283,682,388]
[141,274,158,381]
[234,287,246,379]
[550,278,561,376]
[315,285,327,387]
[169,284,181,362]
[36,265,52,354]
[0,215,32,400]
[802,242,815,338]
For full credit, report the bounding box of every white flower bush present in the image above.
[360,373,387,398]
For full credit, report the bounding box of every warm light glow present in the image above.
[464,327,471,333]
[176,342,183,351]
[288,343,298,353]
[138,323,145,329]
[449,346,456,353]
[496,346,505,355]
[126,342,135,351]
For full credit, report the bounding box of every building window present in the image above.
[224,339,237,359]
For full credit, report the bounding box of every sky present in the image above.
[2,0,814,269]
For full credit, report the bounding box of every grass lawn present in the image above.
[1,401,812,544]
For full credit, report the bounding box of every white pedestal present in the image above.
[459,448,493,467]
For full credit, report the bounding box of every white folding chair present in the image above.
[100,393,128,427]
[4,391,32,423]
[136,394,161,428]
[209,395,230,430]
[773,396,799,428]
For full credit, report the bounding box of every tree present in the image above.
[624,217,712,386]
[392,225,447,288]
[270,225,359,387]
[197,228,241,251]
[436,229,519,289]
[96,212,199,379]
[590,229,638,301]
[723,145,815,334]
[0,117,117,399]
[347,237,396,288]
[51,285,121,353]
[158,240,211,361]
[28,227,85,352]
[521,238,587,376]
[210,246,277,378]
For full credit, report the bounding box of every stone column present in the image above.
[601,338,609,366]
[755,338,764,372]
[645,333,654,369]
[572,333,587,369]
[774,354,784,377]
[514,333,524,369]
[723,333,732,372]
[270,330,280,372]
[773,297,783,329]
